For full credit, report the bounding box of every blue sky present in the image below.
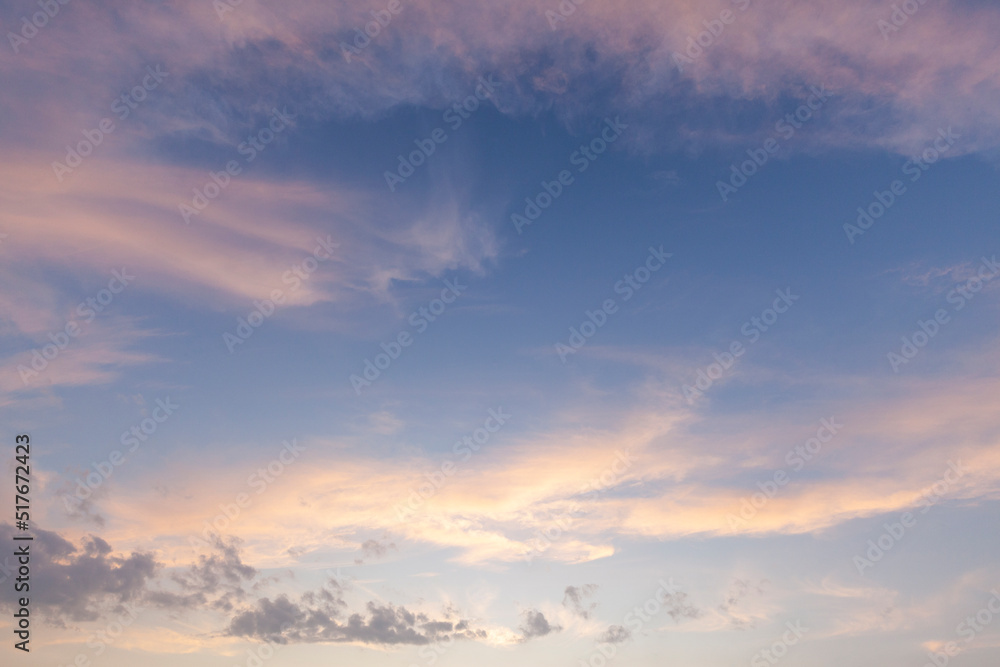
[2,0,1000,665]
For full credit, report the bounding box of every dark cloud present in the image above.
[0,523,157,624]
[0,525,264,626]
[227,590,487,646]
[228,595,308,641]
[354,537,396,565]
[0,523,509,650]
[598,624,631,644]
[518,609,561,641]
[562,584,599,619]
[662,589,703,623]
[146,535,258,613]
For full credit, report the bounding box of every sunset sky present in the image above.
[2,0,1000,665]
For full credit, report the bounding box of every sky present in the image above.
[1,0,1000,665]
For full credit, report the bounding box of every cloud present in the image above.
[660,589,704,623]
[227,593,487,645]
[0,316,164,406]
[562,584,599,619]
[6,0,1000,159]
[367,411,405,436]
[0,525,490,647]
[4,3,999,415]
[0,146,498,408]
[86,355,1000,570]
[598,624,631,644]
[0,523,157,624]
[148,535,258,613]
[518,608,561,641]
[0,153,493,310]
[0,526,268,628]
[354,537,397,564]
